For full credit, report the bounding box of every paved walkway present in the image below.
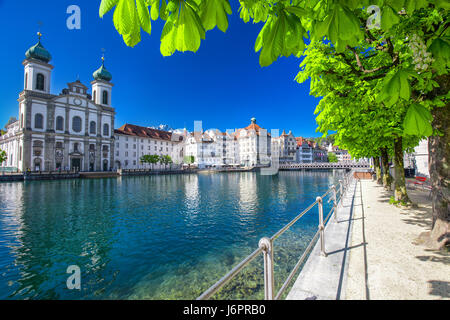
[345,180,449,300]
[287,178,450,300]
[286,179,357,300]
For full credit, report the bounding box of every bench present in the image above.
[408,176,432,198]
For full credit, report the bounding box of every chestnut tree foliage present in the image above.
[99,0,449,247]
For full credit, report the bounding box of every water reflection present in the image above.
[0,170,346,299]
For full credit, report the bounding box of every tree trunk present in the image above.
[428,100,450,249]
[393,137,410,203]
[373,156,382,185]
[381,148,393,190]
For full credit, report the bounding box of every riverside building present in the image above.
[0,34,115,172]
[114,124,184,169]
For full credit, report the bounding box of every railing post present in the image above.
[339,179,343,200]
[316,197,327,257]
[332,185,337,221]
[259,237,274,300]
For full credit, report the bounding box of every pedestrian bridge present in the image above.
[279,162,370,170]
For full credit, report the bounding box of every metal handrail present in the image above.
[197,169,355,300]
[197,246,263,300]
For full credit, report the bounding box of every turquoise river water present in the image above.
[0,170,344,299]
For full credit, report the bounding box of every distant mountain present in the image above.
[149,124,174,132]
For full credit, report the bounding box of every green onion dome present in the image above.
[25,40,52,63]
[93,59,112,82]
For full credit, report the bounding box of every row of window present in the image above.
[116,142,171,152]
[117,136,173,146]
[34,113,110,135]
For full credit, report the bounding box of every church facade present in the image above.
[0,35,115,172]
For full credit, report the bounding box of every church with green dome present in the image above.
[0,33,117,172]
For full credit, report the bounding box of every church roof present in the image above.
[25,40,52,63]
[93,60,112,82]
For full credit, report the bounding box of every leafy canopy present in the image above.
[100,1,449,158]
[327,152,338,163]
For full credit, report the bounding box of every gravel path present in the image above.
[345,179,449,300]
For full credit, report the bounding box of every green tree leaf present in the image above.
[136,0,151,34]
[429,37,450,74]
[403,103,433,136]
[160,0,205,56]
[200,0,232,32]
[381,5,400,30]
[377,70,411,107]
[255,10,305,67]
[99,0,119,18]
[113,0,136,35]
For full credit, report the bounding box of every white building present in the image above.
[205,129,238,166]
[0,120,20,169]
[181,118,272,168]
[184,131,217,168]
[114,124,184,169]
[235,118,271,167]
[405,138,429,177]
[0,35,115,172]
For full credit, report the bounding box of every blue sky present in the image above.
[0,0,322,137]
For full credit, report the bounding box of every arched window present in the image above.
[56,116,64,131]
[90,121,96,134]
[103,123,109,136]
[102,90,108,105]
[34,113,44,129]
[72,116,82,133]
[25,73,28,89]
[36,73,45,91]
[93,90,96,102]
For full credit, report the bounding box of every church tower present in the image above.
[23,32,53,93]
[91,56,113,107]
